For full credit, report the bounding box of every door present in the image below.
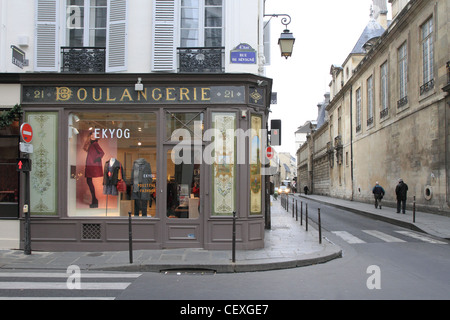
[162,146,203,248]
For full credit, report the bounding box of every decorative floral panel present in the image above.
[211,113,236,216]
[250,115,262,215]
[27,112,58,216]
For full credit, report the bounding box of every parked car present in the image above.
[278,185,290,194]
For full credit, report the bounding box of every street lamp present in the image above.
[264,14,295,59]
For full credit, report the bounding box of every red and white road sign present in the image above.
[20,123,33,143]
[266,146,274,160]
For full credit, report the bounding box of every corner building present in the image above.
[0,0,273,251]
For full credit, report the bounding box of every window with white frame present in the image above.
[421,17,434,89]
[367,75,374,126]
[380,61,388,117]
[356,88,362,132]
[66,0,107,47]
[180,0,223,47]
[398,42,408,106]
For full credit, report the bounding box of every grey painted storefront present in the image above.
[19,73,273,252]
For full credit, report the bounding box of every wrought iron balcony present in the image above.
[420,79,434,95]
[178,47,225,73]
[61,47,106,73]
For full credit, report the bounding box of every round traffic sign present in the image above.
[20,123,33,143]
[266,146,274,160]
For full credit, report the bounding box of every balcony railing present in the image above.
[178,47,225,73]
[61,47,106,73]
[420,79,434,95]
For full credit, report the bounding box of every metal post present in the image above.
[305,203,308,231]
[300,201,303,226]
[318,208,322,244]
[232,211,236,263]
[24,169,31,255]
[413,196,416,223]
[128,212,133,264]
[295,200,298,221]
[292,199,294,218]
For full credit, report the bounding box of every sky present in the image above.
[265,0,391,156]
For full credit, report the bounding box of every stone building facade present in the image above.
[298,0,450,215]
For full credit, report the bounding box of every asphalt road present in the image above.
[1,197,449,304]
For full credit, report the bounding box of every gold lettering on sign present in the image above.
[106,88,116,102]
[56,87,73,101]
[152,88,162,101]
[166,88,176,101]
[93,88,102,101]
[77,88,87,101]
[202,88,211,101]
[121,89,133,102]
[138,88,148,101]
[180,88,190,101]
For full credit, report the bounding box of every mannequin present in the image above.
[103,158,125,196]
[131,158,152,217]
[84,131,104,208]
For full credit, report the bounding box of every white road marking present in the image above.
[362,230,406,243]
[395,231,447,244]
[331,231,366,244]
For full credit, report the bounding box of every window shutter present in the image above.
[152,0,176,72]
[106,0,128,72]
[35,0,59,72]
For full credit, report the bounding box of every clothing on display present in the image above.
[103,158,125,196]
[84,138,105,208]
[131,158,153,216]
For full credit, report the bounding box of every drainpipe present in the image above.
[349,86,354,201]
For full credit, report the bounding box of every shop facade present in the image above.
[19,73,272,252]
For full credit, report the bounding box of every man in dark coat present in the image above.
[372,182,385,209]
[395,178,408,214]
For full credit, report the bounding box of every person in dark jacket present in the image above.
[83,131,105,208]
[395,178,408,214]
[372,182,385,209]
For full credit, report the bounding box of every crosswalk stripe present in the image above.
[331,231,366,244]
[0,297,116,300]
[395,231,447,244]
[0,272,141,279]
[362,230,406,243]
[0,282,131,290]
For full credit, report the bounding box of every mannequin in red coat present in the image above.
[83,131,105,208]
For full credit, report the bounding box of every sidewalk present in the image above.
[0,199,342,273]
[296,194,450,240]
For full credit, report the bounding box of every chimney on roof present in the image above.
[373,0,388,29]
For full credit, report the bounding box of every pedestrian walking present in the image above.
[304,185,309,195]
[395,178,408,214]
[372,182,385,209]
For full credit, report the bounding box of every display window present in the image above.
[166,148,201,219]
[68,112,157,217]
[0,136,19,218]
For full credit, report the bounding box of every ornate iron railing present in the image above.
[420,79,434,95]
[380,108,389,119]
[397,96,408,108]
[178,47,225,73]
[61,47,106,73]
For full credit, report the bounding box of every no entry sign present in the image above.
[20,123,33,143]
[266,146,274,160]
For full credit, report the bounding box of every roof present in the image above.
[350,18,386,54]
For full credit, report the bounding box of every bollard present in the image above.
[318,208,322,244]
[292,200,294,218]
[305,203,308,231]
[232,211,237,263]
[413,196,416,223]
[128,212,133,264]
[300,201,303,226]
[295,200,298,221]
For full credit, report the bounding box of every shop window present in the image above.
[0,137,19,218]
[166,148,201,219]
[68,112,157,217]
[165,111,204,142]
